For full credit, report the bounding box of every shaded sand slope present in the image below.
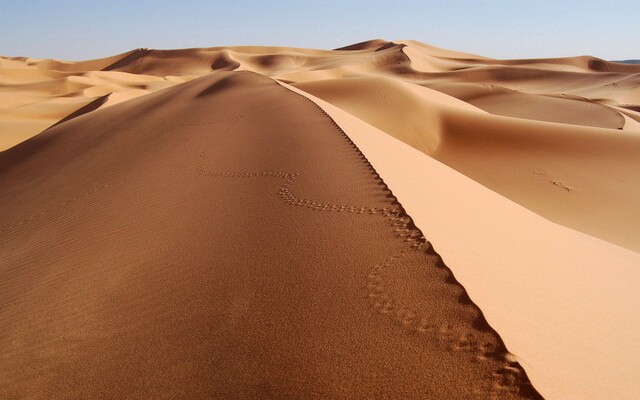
[422,82,626,129]
[294,88,640,400]
[0,71,540,398]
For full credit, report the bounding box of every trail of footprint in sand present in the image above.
[192,91,539,398]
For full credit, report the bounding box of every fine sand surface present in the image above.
[2,40,640,399]
[0,72,540,398]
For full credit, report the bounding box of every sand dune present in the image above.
[0,71,539,398]
[1,40,640,399]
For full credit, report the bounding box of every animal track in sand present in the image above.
[550,180,573,192]
[191,86,534,397]
[194,113,403,219]
[531,168,574,192]
[365,248,527,398]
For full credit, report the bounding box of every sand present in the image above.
[1,40,639,399]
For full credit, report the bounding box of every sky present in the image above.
[0,0,638,61]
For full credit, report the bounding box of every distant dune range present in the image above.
[1,40,640,399]
[2,40,639,251]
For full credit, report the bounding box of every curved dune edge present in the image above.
[285,84,640,400]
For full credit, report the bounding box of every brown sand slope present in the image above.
[0,71,540,398]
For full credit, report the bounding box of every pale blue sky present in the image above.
[0,0,637,61]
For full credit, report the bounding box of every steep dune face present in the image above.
[0,71,540,399]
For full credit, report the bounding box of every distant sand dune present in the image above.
[2,41,638,252]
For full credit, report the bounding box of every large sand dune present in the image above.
[0,71,539,399]
[1,40,639,399]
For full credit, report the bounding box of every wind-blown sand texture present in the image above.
[1,40,639,399]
